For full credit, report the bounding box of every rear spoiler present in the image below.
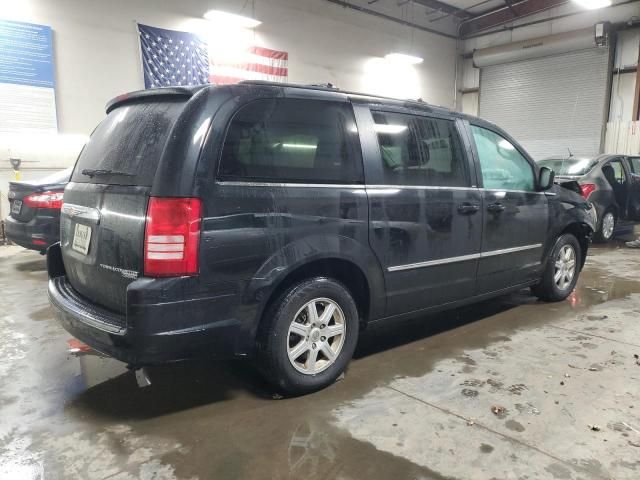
[105,86,204,114]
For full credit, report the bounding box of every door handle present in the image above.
[487,203,506,213]
[457,202,480,215]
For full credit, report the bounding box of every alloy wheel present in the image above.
[554,244,576,291]
[601,212,615,240]
[287,298,346,375]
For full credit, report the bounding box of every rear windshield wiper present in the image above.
[81,168,134,178]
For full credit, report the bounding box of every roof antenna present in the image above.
[560,94,579,172]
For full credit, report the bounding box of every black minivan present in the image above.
[48,82,596,394]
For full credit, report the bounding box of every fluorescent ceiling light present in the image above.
[374,124,408,134]
[203,10,261,28]
[571,0,611,8]
[276,143,317,150]
[385,53,424,65]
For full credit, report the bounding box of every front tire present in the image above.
[257,277,359,396]
[532,234,581,302]
[594,209,616,243]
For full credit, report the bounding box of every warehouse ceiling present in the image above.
[325,0,592,38]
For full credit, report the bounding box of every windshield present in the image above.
[71,100,185,186]
[538,158,597,176]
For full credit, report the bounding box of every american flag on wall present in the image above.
[210,46,288,85]
[138,24,209,87]
[137,23,288,89]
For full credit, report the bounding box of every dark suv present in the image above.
[47,82,596,395]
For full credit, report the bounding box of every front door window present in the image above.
[470,125,535,192]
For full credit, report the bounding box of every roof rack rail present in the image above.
[239,80,341,92]
[305,83,339,89]
[237,80,440,111]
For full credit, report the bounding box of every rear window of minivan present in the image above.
[71,100,185,186]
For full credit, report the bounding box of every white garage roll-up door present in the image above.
[479,47,611,160]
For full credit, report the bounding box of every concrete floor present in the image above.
[1,235,640,480]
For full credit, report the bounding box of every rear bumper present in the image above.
[5,215,59,251]
[47,244,245,366]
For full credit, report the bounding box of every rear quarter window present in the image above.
[218,98,363,184]
[71,100,185,186]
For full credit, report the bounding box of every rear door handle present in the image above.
[487,203,506,213]
[457,203,480,215]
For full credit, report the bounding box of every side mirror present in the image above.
[538,166,555,191]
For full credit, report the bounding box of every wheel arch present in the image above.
[262,257,371,322]
[250,257,372,356]
[241,235,386,352]
[600,204,618,224]
[560,222,591,269]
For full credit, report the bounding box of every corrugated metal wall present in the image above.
[605,121,640,154]
[479,47,611,160]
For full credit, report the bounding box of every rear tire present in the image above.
[257,277,359,396]
[532,234,581,302]
[594,209,616,243]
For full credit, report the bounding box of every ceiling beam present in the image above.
[428,0,495,24]
[503,0,520,17]
[325,0,458,39]
[412,0,473,19]
[460,0,568,37]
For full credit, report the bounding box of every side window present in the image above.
[219,98,362,183]
[372,111,469,187]
[629,157,640,174]
[470,125,535,191]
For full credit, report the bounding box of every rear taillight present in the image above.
[579,183,597,200]
[23,191,64,209]
[143,197,202,277]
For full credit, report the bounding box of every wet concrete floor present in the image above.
[1,236,639,479]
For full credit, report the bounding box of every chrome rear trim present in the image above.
[61,203,101,223]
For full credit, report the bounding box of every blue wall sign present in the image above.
[0,19,55,88]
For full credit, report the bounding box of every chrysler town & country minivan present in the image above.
[47,82,596,394]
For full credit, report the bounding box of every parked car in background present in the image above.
[538,155,640,242]
[5,168,72,253]
[47,83,596,395]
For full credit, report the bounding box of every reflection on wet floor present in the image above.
[1,235,639,479]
